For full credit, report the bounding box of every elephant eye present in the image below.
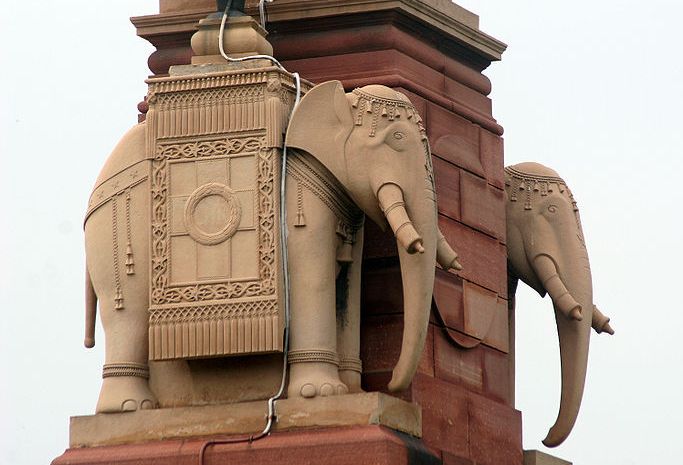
[393,131,405,140]
[547,204,558,214]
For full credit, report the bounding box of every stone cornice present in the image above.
[252,0,506,61]
[132,0,506,61]
[131,9,213,43]
[249,0,507,61]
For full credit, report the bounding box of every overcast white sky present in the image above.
[1,1,681,464]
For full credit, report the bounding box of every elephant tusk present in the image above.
[436,229,462,271]
[533,254,583,321]
[377,183,424,254]
[592,305,615,335]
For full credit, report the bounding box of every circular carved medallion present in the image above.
[184,183,242,245]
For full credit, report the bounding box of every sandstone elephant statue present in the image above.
[84,81,462,412]
[505,162,613,447]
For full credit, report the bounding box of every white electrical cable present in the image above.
[218,0,285,69]
[258,0,273,30]
[218,0,299,440]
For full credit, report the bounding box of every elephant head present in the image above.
[286,81,457,392]
[505,162,613,447]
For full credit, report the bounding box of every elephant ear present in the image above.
[285,80,354,185]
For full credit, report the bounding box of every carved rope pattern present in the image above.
[338,356,363,373]
[85,160,148,224]
[102,362,150,379]
[111,196,124,310]
[504,166,576,212]
[124,190,135,275]
[153,86,264,109]
[350,88,425,137]
[147,71,271,97]
[288,349,340,366]
[149,299,278,324]
[286,152,364,238]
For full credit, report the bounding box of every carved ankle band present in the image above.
[338,356,363,373]
[102,362,150,379]
[288,349,339,366]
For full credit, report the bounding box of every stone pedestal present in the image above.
[53,425,438,465]
[524,450,573,465]
[53,393,432,465]
[68,392,420,448]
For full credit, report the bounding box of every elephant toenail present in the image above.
[301,383,317,398]
[320,383,334,396]
[140,399,155,410]
[121,399,137,411]
[337,384,349,395]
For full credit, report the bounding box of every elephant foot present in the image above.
[288,362,349,399]
[96,376,158,413]
[339,370,363,393]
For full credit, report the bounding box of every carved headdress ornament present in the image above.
[504,165,578,213]
[349,87,426,137]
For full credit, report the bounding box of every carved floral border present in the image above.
[150,134,277,306]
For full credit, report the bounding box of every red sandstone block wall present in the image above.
[133,6,521,464]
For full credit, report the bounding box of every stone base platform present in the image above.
[524,450,572,465]
[53,425,439,465]
[60,392,420,449]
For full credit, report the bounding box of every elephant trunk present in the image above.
[377,183,437,392]
[537,253,593,447]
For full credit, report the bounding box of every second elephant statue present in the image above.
[84,81,462,412]
[505,162,613,447]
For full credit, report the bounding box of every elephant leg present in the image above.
[86,188,157,413]
[336,224,364,393]
[286,178,348,398]
[96,298,157,413]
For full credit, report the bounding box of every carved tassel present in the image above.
[124,190,135,275]
[356,100,365,126]
[540,182,548,196]
[295,182,306,227]
[125,243,135,275]
[337,242,354,264]
[295,211,306,227]
[115,288,124,310]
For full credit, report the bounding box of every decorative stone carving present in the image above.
[143,66,298,362]
[83,11,463,416]
[505,162,613,447]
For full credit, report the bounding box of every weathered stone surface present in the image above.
[524,450,572,465]
[479,127,505,189]
[54,425,439,465]
[434,156,462,222]
[460,170,506,241]
[70,393,421,448]
[411,375,470,459]
[468,393,523,465]
[438,216,507,297]
[361,314,436,378]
